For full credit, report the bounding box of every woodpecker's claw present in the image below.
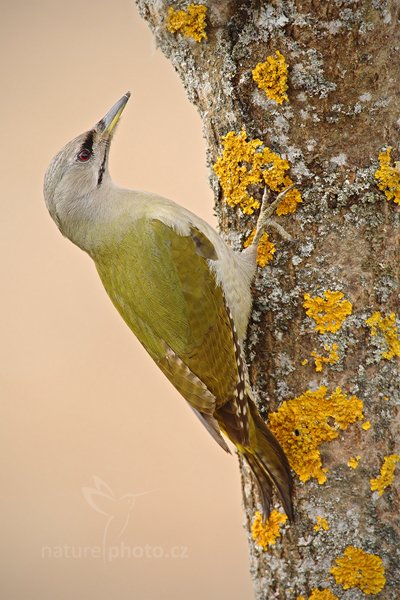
[252,185,294,248]
[266,219,293,241]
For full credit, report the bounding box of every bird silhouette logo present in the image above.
[81,476,150,558]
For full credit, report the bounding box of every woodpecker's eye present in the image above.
[77,149,92,162]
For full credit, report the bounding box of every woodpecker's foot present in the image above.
[252,185,294,247]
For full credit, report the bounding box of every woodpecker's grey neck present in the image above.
[55,177,116,251]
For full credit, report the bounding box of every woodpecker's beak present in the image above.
[98,92,131,137]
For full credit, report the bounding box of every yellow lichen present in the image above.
[166,4,207,42]
[268,387,364,484]
[251,509,288,550]
[370,454,400,496]
[331,546,386,595]
[301,358,309,366]
[314,516,330,532]
[252,50,289,104]
[243,230,276,267]
[298,591,339,600]
[375,147,400,204]
[362,420,371,431]
[213,130,302,215]
[303,290,352,334]
[347,455,361,469]
[366,311,400,360]
[275,187,303,216]
[311,343,339,372]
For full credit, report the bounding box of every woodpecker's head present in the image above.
[44,92,130,230]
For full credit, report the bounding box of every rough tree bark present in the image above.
[134,2,399,598]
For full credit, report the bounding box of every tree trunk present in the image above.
[134,2,399,598]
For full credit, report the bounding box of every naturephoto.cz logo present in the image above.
[41,476,188,562]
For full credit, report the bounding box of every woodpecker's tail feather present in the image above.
[243,400,294,521]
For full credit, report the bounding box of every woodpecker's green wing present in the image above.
[93,217,248,448]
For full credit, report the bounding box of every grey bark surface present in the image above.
[134,1,399,598]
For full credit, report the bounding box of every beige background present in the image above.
[1,1,253,599]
